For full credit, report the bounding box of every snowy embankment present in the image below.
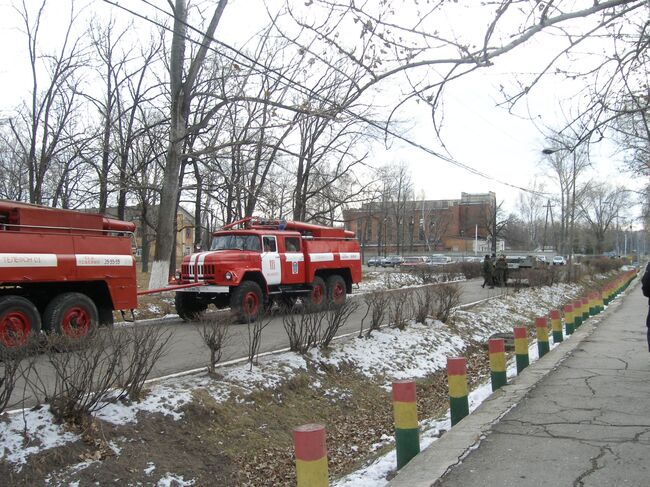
[1,279,589,485]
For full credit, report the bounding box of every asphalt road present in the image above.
[8,276,509,409]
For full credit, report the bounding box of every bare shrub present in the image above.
[408,265,438,284]
[198,316,231,374]
[458,261,481,279]
[283,309,326,354]
[414,286,436,324]
[433,283,462,323]
[27,330,127,425]
[247,314,273,369]
[389,290,410,330]
[523,266,560,288]
[363,291,390,336]
[320,300,359,349]
[116,325,172,401]
[0,336,38,414]
[24,326,173,424]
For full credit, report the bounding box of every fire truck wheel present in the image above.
[44,293,98,340]
[326,275,347,305]
[174,293,208,322]
[0,296,42,350]
[307,276,327,311]
[231,281,263,323]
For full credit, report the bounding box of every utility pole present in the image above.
[541,199,555,252]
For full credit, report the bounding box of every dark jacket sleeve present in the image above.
[641,263,650,299]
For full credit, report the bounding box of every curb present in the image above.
[386,279,633,487]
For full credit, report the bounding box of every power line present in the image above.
[101,0,547,196]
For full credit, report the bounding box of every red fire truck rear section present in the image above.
[175,217,362,322]
[0,200,136,349]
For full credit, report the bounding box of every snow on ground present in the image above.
[355,272,464,293]
[0,407,80,469]
[0,276,614,481]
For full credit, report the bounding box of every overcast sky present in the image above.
[0,0,641,217]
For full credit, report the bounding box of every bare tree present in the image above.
[150,0,228,289]
[10,0,86,206]
[579,183,630,254]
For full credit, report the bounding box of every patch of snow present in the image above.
[0,407,79,468]
[144,462,156,475]
[157,473,196,486]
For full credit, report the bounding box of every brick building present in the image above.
[343,192,496,255]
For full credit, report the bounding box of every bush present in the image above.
[25,327,172,425]
[363,291,391,335]
[414,286,436,324]
[389,290,412,330]
[432,283,462,323]
[198,316,231,374]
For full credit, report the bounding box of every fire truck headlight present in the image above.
[175,271,181,281]
[225,271,233,280]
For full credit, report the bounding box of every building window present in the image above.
[185,228,191,239]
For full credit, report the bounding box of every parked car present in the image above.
[552,256,567,266]
[382,255,404,267]
[427,254,452,266]
[400,256,428,268]
[506,256,524,270]
[367,257,381,267]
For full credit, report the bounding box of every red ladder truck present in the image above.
[175,217,362,322]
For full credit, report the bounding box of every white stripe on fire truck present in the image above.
[0,253,58,267]
[339,252,361,261]
[285,252,304,262]
[75,254,134,267]
[309,252,334,262]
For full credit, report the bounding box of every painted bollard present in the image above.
[564,304,574,335]
[550,309,563,343]
[581,297,589,322]
[392,380,420,469]
[514,326,529,374]
[447,357,469,426]
[573,300,583,328]
[488,338,507,391]
[588,293,596,316]
[293,424,328,487]
[535,317,550,357]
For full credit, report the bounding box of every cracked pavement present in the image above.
[389,277,650,487]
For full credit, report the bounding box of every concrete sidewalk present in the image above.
[388,276,650,487]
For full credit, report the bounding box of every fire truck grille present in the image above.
[182,263,215,280]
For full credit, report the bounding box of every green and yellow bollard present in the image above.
[293,424,328,487]
[535,317,550,357]
[550,309,563,343]
[488,338,507,391]
[392,380,420,469]
[447,357,469,426]
[514,326,529,374]
[564,304,574,335]
[589,293,597,316]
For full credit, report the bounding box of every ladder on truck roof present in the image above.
[221,216,355,239]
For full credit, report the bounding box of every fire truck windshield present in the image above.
[210,234,261,252]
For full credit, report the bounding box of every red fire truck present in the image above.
[0,200,137,349]
[175,217,362,322]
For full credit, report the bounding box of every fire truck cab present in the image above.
[175,217,362,322]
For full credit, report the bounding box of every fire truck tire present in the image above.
[174,293,208,322]
[44,293,98,340]
[307,276,327,311]
[326,275,347,305]
[0,296,42,350]
[231,281,263,323]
